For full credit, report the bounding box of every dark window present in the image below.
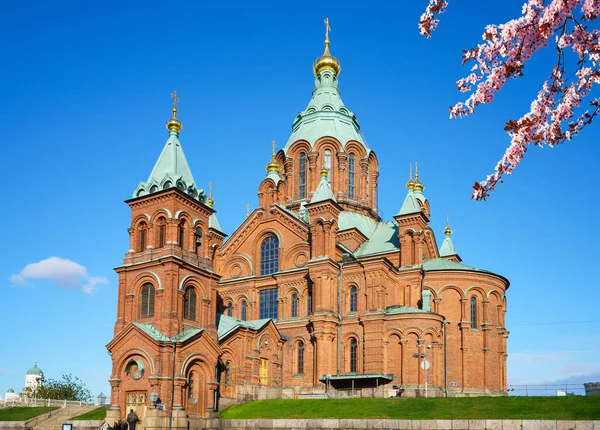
[297,341,304,374]
[178,220,186,249]
[140,283,155,318]
[259,288,278,319]
[350,286,357,313]
[157,218,166,248]
[184,287,197,321]
[227,302,233,317]
[188,373,194,400]
[350,338,358,373]
[348,153,355,200]
[291,293,298,318]
[299,152,307,199]
[241,300,247,321]
[260,236,279,275]
[194,227,202,254]
[470,296,477,329]
[307,291,312,316]
[138,222,147,252]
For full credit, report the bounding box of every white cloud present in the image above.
[10,256,108,295]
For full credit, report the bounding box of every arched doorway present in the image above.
[185,361,209,417]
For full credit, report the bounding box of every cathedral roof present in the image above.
[6,387,14,393]
[132,95,204,202]
[309,170,337,204]
[283,23,369,155]
[26,363,43,376]
[216,313,271,341]
[132,322,204,343]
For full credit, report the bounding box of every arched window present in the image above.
[178,220,186,249]
[324,149,332,182]
[194,227,202,255]
[157,218,166,248]
[188,373,194,400]
[299,152,307,199]
[350,338,358,373]
[348,153,356,200]
[241,300,247,321]
[349,286,357,313]
[307,290,312,316]
[227,302,233,317]
[470,296,478,329]
[260,236,279,275]
[184,287,196,321]
[291,293,298,318]
[297,341,304,374]
[140,283,155,318]
[138,222,147,252]
[163,181,172,189]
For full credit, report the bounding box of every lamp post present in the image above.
[97,392,106,407]
[413,343,431,398]
[149,391,159,408]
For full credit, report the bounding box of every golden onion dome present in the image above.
[313,18,341,76]
[167,91,182,132]
[320,168,329,177]
[444,215,452,235]
[266,140,281,173]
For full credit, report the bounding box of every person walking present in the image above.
[126,409,139,430]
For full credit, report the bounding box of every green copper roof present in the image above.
[133,129,205,202]
[284,69,370,154]
[397,189,422,216]
[383,305,429,315]
[26,363,43,376]
[7,387,14,393]
[132,322,204,342]
[310,174,337,204]
[209,213,223,232]
[354,220,400,257]
[216,313,271,341]
[338,211,378,237]
[422,258,490,273]
[439,234,458,257]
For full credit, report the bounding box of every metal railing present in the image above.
[507,384,586,396]
[0,397,111,408]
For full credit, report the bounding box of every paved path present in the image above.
[32,406,97,430]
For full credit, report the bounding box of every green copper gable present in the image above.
[133,129,205,202]
[284,69,369,154]
[439,234,458,257]
[397,189,422,216]
[310,174,337,204]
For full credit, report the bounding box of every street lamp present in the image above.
[97,392,106,407]
[149,391,162,409]
[413,343,431,398]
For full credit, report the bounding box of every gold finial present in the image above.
[246,203,250,217]
[406,163,415,189]
[320,168,329,177]
[414,161,425,191]
[266,140,281,173]
[166,91,183,132]
[207,181,214,207]
[313,18,341,76]
[444,214,452,236]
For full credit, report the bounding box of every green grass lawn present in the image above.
[0,407,58,421]
[71,407,107,420]
[220,397,600,420]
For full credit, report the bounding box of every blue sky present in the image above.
[1,1,599,399]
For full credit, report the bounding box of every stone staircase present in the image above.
[31,405,98,430]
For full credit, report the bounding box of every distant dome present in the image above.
[27,363,43,376]
[7,387,14,393]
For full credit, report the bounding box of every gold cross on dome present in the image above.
[271,140,276,156]
[170,91,180,110]
[324,18,330,40]
[209,181,213,197]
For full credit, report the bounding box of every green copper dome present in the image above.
[27,362,43,376]
[7,387,15,393]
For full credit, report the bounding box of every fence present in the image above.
[0,397,111,408]
[507,384,586,396]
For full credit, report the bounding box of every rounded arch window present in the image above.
[178,219,186,249]
[470,296,478,329]
[163,181,172,190]
[150,185,159,193]
[260,235,279,275]
[348,153,356,200]
[138,221,147,252]
[184,287,197,321]
[297,341,304,374]
[349,286,357,313]
[156,217,167,248]
[291,293,298,318]
[140,283,155,318]
[298,152,307,199]
[324,149,332,183]
[240,300,247,321]
[349,338,358,373]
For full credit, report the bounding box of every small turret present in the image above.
[439,215,461,262]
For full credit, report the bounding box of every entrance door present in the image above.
[259,359,268,386]
[126,391,147,430]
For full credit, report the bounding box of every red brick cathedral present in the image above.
[106,25,509,429]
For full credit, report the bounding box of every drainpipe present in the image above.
[169,340,176,430]
[337,253,350,375]
[443,321,449,397]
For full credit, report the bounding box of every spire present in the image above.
[406,163,415,190]
[265,140,282,184]
[310,169,337,203]
[132,93,203,202]
[207,181,214,207]
[440,215,458,257]
[313,18,341,76]
[413,162,425,192]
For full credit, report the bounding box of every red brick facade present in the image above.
[106,56,509,429]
